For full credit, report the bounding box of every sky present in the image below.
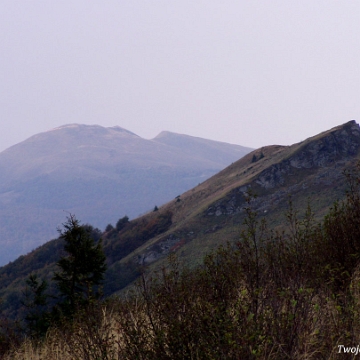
[0,1,359,153]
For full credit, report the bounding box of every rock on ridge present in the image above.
[256,120,360,189]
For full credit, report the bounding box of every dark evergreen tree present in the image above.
[53,215,107,318]
[22,274,50,338]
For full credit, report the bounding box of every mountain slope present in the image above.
[0,124,252,264]
[154,131,249,164]
[0,120,359,317]
[132,120,360,267]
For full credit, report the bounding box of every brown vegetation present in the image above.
[3,165,360,359]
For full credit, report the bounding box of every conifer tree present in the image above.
[53,215,107,317]
[22,274,50,338]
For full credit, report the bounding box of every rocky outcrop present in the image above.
[135,234,183,265]
[207,121,360,217]
[256,121,360,190]
[289,123,360,169]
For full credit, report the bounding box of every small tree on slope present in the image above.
[53,215,107,318]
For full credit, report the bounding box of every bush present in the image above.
[6,166,360,359]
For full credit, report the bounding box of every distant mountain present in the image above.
[0,124,252,264]
[0,120,359,319]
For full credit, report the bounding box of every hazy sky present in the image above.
[1,1,359,152]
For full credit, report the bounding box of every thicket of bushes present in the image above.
[4,168,360,359]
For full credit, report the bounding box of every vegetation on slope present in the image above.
[0,120,359,331]
[3,165,360,358]
[0,210,173,322]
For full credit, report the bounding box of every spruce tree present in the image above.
[22,274,50,338]
[53,215,107,318]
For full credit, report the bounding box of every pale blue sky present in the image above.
[1,1,359,152]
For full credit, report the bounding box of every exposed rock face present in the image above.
[136,234,183,265]
[256,163,289,189]
[289,124,360,169]
[256,121,360,190]
[207,121,360,217]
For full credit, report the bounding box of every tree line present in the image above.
[20,215,107,340]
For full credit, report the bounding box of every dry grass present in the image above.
[4,283,359,360]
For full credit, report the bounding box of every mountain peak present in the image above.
[300,120,359,144]
[46,123,82,132]
[46,123,139,137]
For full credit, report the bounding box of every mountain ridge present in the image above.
[120,120,360,266]
[0,120,358,317]
[0,124,252,264]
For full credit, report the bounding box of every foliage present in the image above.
[115,215,129,231]
[0,210,173,321]
[6,166,360,358]
[53,215,107,318]
[21,274,51,338]
[104,211,173,264]
[103,211,173,294]
[104,178,360,359]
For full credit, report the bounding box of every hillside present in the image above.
[0,124,252,265]
[0,120,359,318]
[122,120,360,270]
